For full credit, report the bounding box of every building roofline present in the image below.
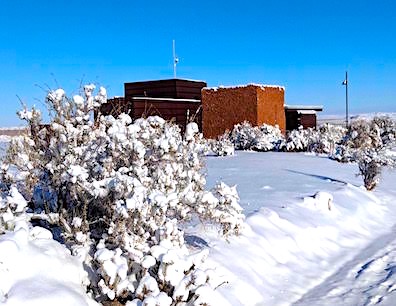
[285,104,323,111]
[204,83,285,91]
[131,97,201,103]
[124,78,207,85]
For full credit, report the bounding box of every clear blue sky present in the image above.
[1,0,395,126]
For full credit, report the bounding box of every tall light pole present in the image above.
[342,71,349,128]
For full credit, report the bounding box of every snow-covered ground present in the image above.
[1,144,396,305]
[0,225,98,305]
[0,137,10,160]
[191,152,396,305]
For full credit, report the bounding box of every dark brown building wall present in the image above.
[285,111,317,131]
[124,79,206,100]
[300,114,316,129]
[202,86,259,139]
[256,86,286,132]
[285,111,299,131]
[99,79,206,132]
[97,97,132,118]
[132,99,202,131]
[202,85,285,139]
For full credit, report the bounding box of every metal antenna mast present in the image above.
[173,40,179,78]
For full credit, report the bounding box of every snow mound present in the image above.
[0,224,97,306]
[303,191,334,212]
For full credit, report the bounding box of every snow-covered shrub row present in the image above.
[0,85,244,305]
[284,124,347,154]
[333,116,396,161]
[314,123,347,154]
[333,117,396,163]
[229,121,284,151]
[228,117,395,190]
[222,117,395,190]
[332,116,396,190]
[226,121,346,154]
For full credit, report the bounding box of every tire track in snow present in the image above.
[293,224,396,306]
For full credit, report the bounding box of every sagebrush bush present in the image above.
[230,121,284,151]
[204,132,235,156]
[334,116,396,190]
[0,85,244,305]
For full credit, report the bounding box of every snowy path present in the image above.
[199,151,396,305]
[293,167,396,306]
[293,225,396,306]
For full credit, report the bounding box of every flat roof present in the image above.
[124,78,206,85]
[131,97,201,103]
[285,104,323,111]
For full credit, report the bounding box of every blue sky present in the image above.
[0,0,395,126]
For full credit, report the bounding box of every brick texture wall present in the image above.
[202,85,285,139]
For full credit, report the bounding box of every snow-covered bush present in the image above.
[284,127,312,152]
[372,115,396,146]
[343,119,383,150]
[229,121,257,150]
[283,124,345,154]
[355,148,395,190]
[230,121,284,151]
[203,182,244,235]
[0,185,29,233]
[255,123,285,151]
[334,116,396,190]
[0,85,244,304]
[311,124,346,155]
[204,132,235,156]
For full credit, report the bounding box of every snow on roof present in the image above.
[297,110,317,115]
[285,104,323,111]
[204,83,285,91]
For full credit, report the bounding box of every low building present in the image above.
[99,79,323,138]
[99,79,207,131]
[284,105,323,131]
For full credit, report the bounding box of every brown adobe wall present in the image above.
[202,85,285,139]
[256,86,285,132]
[202,85,259,139]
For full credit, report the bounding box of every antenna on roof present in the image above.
[173,39,179,79]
